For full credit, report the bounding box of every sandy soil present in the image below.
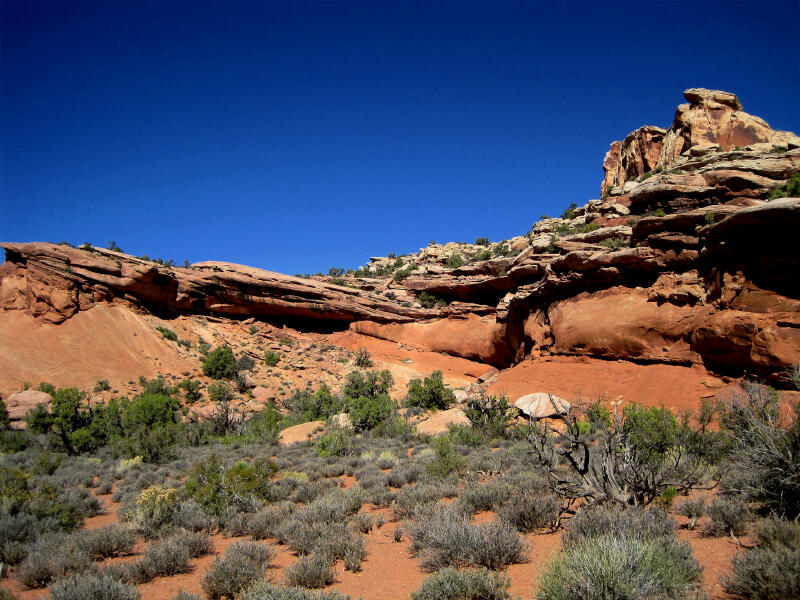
[3,483,743,600]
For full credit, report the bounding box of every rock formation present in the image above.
[602,88,800,194]
[2,88,799,390]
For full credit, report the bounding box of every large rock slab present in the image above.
[514,393,571,419]
[6,389,51,422]
[0,242,434,325]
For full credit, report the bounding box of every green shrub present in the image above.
[315,428,353,457]
[50,573,140,600]
[411,567,511,600]
[347,394,393,432]
[342,369,393,399]
[653,208,666,217]
[424,436,466,479]
[285,552,337,588]
[444,254,463,268]
[475,237,490,246]
[290,384,344,422]
[122,392,178,432]
[208,381,235,404]
[417,291,446,308]
[405,371,455,410]
[464,390,514,436]
[598,236,625,250]
[24,403,54,433]
[353,348,373,368]
[264,350,281,366]
[184,455,276,517]
[561,202,578,219]
[156,326,178,341]
[768,172,800,200]
[202,346,238,379]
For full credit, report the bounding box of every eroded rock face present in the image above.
[661,88,800,166]
[602,126,666,194]
[2,90,799,386]
[601,88,800,195]
[350,314,515,367]
[0,243,434,326]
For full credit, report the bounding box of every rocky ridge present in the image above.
[2,88,799,386]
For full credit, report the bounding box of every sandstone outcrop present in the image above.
[2,89,798,388]
[602,88,800,195]
[0,243,435,326]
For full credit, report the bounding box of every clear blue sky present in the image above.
[2,0,798,274]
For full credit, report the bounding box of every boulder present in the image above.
[514,393,571,419]
[5,389,51,421]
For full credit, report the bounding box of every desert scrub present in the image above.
[16,532,92,588]
[411,567,512,600]
[285,552,337,588]
[350,512,373,533]
[706,497,751,537]
[242,582,352,599]
[49,572,140,600]
[248,505,289,540]
[82,524,137,558]
[132,485,178,538]
[538,504,701,600]
[458,480,513,514]
[130,536,192,582]
[202,541,274,599]
[561,505,674,546]
[536,534,703,600]
[725,517,800,599]
[407,504,527,571]
[170,529,214,558]
[676,497,706,530]
[498,491,561,532]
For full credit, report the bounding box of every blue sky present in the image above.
[2,0,798,274]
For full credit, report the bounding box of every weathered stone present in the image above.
[514,393,570,419]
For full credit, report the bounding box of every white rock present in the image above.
[514,393,571,419]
